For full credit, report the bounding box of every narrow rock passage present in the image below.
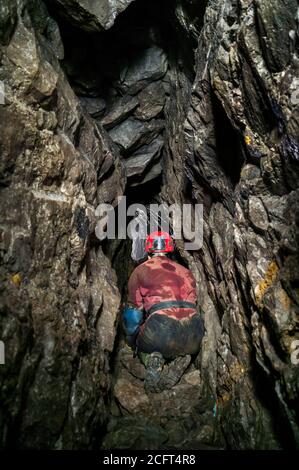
[0,0,298,450]
[103,343,222,450]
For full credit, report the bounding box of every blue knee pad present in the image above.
[123,307,144,336]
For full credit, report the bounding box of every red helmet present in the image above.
[145,231,175,254]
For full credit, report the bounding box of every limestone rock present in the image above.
[248,196,269,232]
[0,0,17,45]
[161,0,299,449]
[114,377,150,414]
[101,417,168,450]
[255,0,297,72]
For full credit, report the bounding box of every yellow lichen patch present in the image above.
[230,362,246,381]
[11,273,22,287]
[255,261,279,306]
[223,362,246,389]
[217,393,230,407]
[245,135,252,145]
[216,363,247,410]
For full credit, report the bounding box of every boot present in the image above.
[158,355,191,390]
[144,351,165,393]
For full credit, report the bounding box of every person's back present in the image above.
[128,256,197,320]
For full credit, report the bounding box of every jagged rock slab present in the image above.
[101,95,139,129]
[79,96,106,118]
[118,46,168,94]
[51,0,136,31]
[129,160,162,186]
[134,81,165,121]
[125,136,164,179]
[113,367,203,421]
[108,117,164,154]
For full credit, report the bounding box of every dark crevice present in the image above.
[211,92,245,186]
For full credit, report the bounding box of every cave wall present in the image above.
[53,0,174,187]
[0,0,298,450]
[161,0,299,448]
[0,0,125,448]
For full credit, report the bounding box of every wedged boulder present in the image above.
[125,136,164,179]
[119,346,146,380]
[134,81,166,121]
[51,0,136,32]
[79,96,106,118]
[129,160,162,187]
[113,347,205,422]
[114,377,150,414]
[108,117,164,154]
[118,46,168,94]
[101,95,139,129]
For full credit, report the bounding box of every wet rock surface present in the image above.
[0,0,298,451]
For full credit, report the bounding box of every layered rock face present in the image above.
[0,0,298,450]
[56,0,169,188]
[49,0,136,31]
[0,0,124,449]
[160,0,299,449]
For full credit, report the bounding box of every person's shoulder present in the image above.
[133,258,151,272]
[169,258,192,274]
[155,257,182,270]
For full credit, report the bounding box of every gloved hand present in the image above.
[122,306,144,336]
